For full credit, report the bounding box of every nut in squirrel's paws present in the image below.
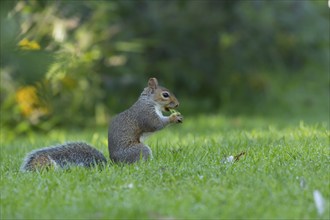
[170,109,183,123]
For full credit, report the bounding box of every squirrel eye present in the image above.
[162,92,170,98]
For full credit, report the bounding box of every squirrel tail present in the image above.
[20,142,107,172]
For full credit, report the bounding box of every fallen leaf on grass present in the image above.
[221,151,246,164]
[234,151,246,162]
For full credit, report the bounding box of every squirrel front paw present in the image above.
[170,112,183,123]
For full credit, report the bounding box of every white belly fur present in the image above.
[140,132,153,143]
[139,104,166,143]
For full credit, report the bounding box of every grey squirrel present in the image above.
[20,78,183,171]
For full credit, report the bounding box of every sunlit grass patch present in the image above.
[1,115,329,219]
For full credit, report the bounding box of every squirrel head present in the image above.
[142,78,179,112]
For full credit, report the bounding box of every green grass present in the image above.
[1,115,329,219]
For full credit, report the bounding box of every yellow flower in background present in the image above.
[18,39,41,50]
[16,86,37,117]
[15,86,49,122]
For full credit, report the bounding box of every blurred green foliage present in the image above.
[0,0,329,133]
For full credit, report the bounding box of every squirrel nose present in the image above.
[170,101,179,108]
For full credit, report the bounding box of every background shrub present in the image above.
[1,0,328,133]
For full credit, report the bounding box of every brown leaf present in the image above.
[234,151,246,162]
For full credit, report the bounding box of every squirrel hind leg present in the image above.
[21,154,57,172]
[111,144,152,164]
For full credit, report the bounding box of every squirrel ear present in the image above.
[148,78,158,91]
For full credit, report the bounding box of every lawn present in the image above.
[1,115,329,219]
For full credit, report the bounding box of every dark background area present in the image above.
[0,0,329,134]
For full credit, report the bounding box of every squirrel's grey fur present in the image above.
[109,88,173,163]
[21,142,107,171]
[20,78,182,171]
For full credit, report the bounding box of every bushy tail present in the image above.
[21,142,107,172]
